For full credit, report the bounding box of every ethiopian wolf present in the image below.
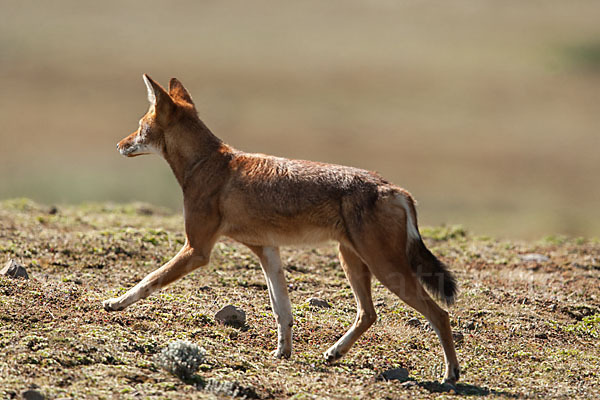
[103,75,460,385]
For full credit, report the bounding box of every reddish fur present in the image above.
[108,75,461,384]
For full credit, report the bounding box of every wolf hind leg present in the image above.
[361,251,460,385]
[324,244,376,363]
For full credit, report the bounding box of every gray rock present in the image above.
[307,297,331,308]
[452,331,464,344]
[534,332,548,340]
[215,305,246,327]
[406,317,421,327]
[379,367,409,381]
[21,389,45,400]
[520,253,549,263]
[1,259,29,279]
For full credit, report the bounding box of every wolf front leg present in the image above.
[247,245,293,358]
[103,244,209,311]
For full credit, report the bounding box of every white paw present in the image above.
[271,347,291,359]
[323,346,343,364]
[102,298,123,311]
[443,365,460,386]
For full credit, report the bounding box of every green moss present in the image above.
[1,198,40,212]
[421,225,467,241]
[564,41,600,72]
[564,314,600,338]
[542,234,567,245]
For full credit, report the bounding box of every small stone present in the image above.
[452,331,464,344]
[48,206,58,215]
[22,389,45,400]
[406,317,421,327]
[379,367,409,381]
[520,253,549,263]
[534,332,548,340]
[307,297,331,308]
[1,259,29,279]
[136,205,154,215]
[215,305,246,327]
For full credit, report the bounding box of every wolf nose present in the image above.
[116,143,120,150]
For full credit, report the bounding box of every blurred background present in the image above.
[0,0,598,238]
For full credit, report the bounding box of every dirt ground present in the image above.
[0,199,599,399]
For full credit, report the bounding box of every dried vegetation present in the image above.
[0,199,598,399]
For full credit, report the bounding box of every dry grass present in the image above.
[0,199,598,399]
[1,1,600,237]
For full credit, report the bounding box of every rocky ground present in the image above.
[0,199,598,399]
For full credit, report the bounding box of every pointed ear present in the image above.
[168,78,195,106]
[142,74,171,107]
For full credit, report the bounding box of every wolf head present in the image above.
[116,74,196,158]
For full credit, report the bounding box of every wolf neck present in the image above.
[163,118,225,188]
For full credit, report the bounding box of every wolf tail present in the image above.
[399,193,457,305]
[408,238,457,305]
